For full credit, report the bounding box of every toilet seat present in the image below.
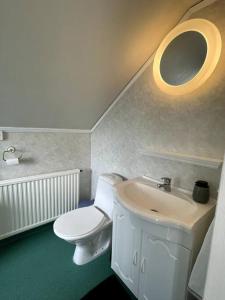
[53,206,106,240]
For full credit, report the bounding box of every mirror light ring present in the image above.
[153,18,222,95]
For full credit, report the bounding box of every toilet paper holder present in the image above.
[3,146,23,162]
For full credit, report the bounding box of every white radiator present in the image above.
[0,169,80,240]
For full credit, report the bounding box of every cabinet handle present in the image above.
[141,258,145,273]
[133,251,138,265]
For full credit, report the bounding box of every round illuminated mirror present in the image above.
[160,31,207,86]
[153,19,222,95]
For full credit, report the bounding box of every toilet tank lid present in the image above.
[99,173,124,185]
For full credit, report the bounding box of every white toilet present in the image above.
[53,173,123,265]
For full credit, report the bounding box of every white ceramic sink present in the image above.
[115,177,216,230]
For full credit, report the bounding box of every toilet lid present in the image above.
[54,206,105,238]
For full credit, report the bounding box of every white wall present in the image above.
[204,154,225,300]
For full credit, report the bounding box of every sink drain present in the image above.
[150,209,159,213]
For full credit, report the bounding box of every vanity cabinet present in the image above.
[112,201,192,300]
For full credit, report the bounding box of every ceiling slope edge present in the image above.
[0,127,91,134]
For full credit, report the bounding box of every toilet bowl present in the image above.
[53,173,123,265]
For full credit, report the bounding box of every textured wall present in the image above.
[91,1,225,199]
[0,132,91,200]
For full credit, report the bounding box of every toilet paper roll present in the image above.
[6,158,19,166]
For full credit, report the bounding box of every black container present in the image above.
[192,180,210,204]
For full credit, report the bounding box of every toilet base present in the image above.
[73,223,112,265]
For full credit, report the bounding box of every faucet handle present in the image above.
[161,177,171,185]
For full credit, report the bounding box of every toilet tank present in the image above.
[94,173,124,219]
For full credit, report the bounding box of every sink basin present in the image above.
[115,177,216,230]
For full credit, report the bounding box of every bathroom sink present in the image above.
[115,177,216,230]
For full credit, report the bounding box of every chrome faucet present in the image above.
[157,177,171,192]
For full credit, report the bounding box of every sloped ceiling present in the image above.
[0,0,200,129]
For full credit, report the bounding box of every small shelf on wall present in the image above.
[140,149,223,169]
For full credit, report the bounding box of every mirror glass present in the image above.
[160,31,207,86]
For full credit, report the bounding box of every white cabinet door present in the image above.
[139,231,191,300]
[111,203,141,297]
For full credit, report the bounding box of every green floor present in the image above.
[0,224,113,300]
